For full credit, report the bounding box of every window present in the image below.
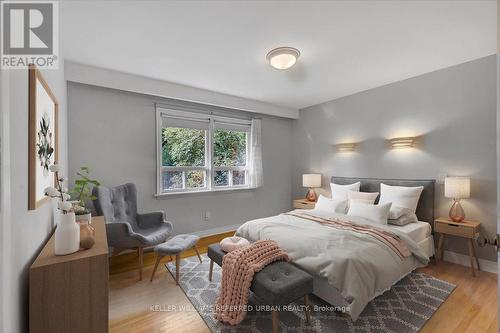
[157,108,252,194]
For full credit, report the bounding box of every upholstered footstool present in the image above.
[207,243,314,333]
[150,234,202,285]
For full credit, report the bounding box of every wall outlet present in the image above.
[203,211,211,221]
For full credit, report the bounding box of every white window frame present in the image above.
[156,107,251,196]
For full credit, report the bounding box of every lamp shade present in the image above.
[445,177,470,199]
[302,174,321,188]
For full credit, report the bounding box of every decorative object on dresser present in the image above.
[71,166,101,223]
[28,64,59,210]
[29,216,109,333]
[93,183,173,280]
[434,217,480,276]
[444,176,470,222]
[150,234,202,285]
[293,198,316,209]
[43,164,80,255]
[302,174,321,201]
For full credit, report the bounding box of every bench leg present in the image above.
[150,255,163,282]
[175,254,181,285]
[194,245,203,263]
[209,260,214,281]
[304,295,311,324]
[138,247,144,281]
[272,310,279,333]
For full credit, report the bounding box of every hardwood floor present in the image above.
[109,234,498,333]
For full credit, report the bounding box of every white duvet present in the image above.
[235,210,429,320]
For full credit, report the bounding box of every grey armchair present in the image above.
[93,183,172,280]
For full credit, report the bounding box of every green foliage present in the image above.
[213,129,246,166]
[70,167,101,214]
[162,127,205,166]
[162,127,247,189]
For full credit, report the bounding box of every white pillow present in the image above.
[347,190,379,205]
[347,202,392,225]
[330,182,360,201]
[378,184,423,213]
[314,195,348,214]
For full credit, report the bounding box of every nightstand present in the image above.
[434,217,481,276]
[293,199,316,210]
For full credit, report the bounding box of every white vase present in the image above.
[54,212,80,255]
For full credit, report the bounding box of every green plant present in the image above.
[70,167,101,215]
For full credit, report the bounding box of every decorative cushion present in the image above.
[347,202,392,225]
[330,182,360,200]
[220,236,250,252]
[347,190,379,205]
[154,234,200,255]
[379,183,424,214]
[313,195,348,214]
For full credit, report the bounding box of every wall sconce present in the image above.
[336,143,356,152]
[389,137,415,149]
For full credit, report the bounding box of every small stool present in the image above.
[150,234,202,285]
[207,243,313,333]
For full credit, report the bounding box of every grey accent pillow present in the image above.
[388,212,418,226]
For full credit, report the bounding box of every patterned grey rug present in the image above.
[165,255,455,332]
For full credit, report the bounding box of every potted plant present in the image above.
[44,164,80,255]
[70,167,101,224]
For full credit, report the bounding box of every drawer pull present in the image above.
[448,224,460,227]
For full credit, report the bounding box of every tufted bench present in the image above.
[150,234,202,285]
[208,243,313,333]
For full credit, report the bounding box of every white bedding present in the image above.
[388,221,432,244]
[235,210,430,321]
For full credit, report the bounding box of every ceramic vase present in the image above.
[54,212,80,255]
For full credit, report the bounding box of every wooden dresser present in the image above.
[29,216,109,333]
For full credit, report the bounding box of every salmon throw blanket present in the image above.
[285,211,411,260]
[214,240,288,325]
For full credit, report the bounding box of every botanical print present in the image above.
[29,65,58,210]
[37,112,55,176]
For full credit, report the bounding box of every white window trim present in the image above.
[155,106,252,197]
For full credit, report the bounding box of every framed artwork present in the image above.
[28,64,59,210]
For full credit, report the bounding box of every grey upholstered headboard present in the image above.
[331,176,435,225]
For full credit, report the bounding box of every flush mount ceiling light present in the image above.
[336,143,356,152]
[266,47,300,70]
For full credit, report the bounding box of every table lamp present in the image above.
[302,174,321,202]
[444,177,470,222]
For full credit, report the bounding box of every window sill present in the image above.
[154,186,256,199]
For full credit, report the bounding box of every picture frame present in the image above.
[28,64,59,210]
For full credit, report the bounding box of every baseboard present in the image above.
[190,224,240,237]
[443,250,497,274]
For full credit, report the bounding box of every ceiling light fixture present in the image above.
[389,137,415,149]
[266,47,300,70]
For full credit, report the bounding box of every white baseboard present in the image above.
[190,224,241,238]
[443,250,497,274]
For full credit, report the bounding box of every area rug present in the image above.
[165,255,455,332]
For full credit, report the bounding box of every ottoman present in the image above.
[150,234,202,285]
[207,243,314,333]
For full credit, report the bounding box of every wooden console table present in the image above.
[29,216,109,333]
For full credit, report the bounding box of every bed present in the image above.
[236,177,435,320]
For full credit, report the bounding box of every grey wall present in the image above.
[292,55,497,261]
[67,83,293,236]
[0,60,68,332]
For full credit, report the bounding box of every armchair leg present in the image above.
[194,245,202,263]
[150,255,163,282]
[138,247,144,280]
[175,254,181,285]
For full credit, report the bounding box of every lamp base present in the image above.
[305,188,317,202]
[449,199,465,222]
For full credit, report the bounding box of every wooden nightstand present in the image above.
[293,199,316,210]
[434,217,481,276]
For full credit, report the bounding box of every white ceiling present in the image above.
[61,0,496,111]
